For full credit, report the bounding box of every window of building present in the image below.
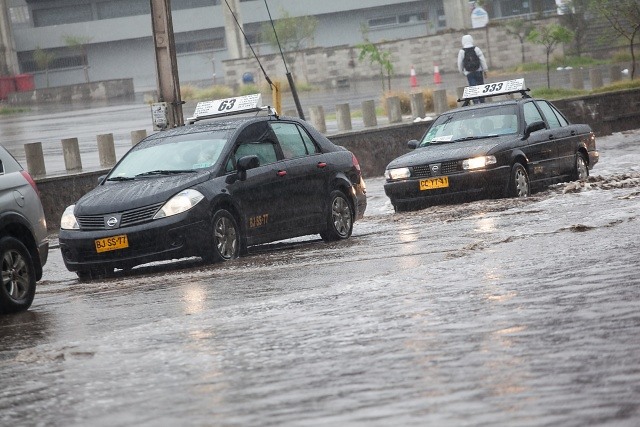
[32,5,92,27]
[398,12,427,24]
[175,37,225,54]
[368,16,398,28]
[171,0,218,10]
[18,49,86,73]
[97,0,150,19]
[9,6,30,26]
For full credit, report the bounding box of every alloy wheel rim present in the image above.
[2,250,30,301]
[214,216,237,259]
[515,170,529,197]
[332,196,352,236]
[577,157,588,180]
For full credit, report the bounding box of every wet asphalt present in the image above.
[1,127,640,426]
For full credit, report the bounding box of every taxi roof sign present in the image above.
[458,78,530,106]
[187,94,274,124]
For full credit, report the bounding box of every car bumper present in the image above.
[384,166,511,206]
[59,212,210,272]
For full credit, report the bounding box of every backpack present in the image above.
[463,47,480,72]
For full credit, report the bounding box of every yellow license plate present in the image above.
[95,234,129,253]
[420,176,449,190]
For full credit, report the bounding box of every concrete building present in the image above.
[4,0,560,92]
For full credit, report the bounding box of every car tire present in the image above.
[207,209,240,262]
[393,202,412,213]
[0,236,36,314]
[320,190,353,242]
[571,152,589,181]
[506,163,530,198]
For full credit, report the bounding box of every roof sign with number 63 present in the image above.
[460,78,529,104]
[188,94,266,123]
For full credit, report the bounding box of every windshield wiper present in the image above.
[453,135,497,142]
[106,176,135,181]
[135,169,196,177]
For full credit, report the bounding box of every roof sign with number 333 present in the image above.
[462,78,526,100]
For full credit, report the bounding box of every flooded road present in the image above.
[1,130,640,426]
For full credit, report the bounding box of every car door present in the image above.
[269,121,327,231]
[224,123,286,241]
[537,100,583,176]
[521,101,558,181]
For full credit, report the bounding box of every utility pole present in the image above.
[149,0,183,128]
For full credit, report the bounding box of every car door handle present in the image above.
[548,134,555,140]
[571,130,576,136]
[277,170,287,177]
[317,162,327,168]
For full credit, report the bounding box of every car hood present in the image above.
[74,172,209,215]
[387,137,512,169]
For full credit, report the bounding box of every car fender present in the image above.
[327,172,358,212]
[0,211,42,277]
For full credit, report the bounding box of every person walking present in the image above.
[457,34,489,103]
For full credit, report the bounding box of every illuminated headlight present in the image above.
[385,167,411,180]
[60,205,79,230]
[153,189,205,219]
[463,155,497,170]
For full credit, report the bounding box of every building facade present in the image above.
[5,0,560,92]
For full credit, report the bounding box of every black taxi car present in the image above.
[59,94,367,279]
[384,79,599,211]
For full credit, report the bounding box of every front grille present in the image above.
[77,202,164,231]
[412,161,460,178]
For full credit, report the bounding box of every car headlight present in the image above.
[153,189,205,219]
[463,155,497,170]
[385,167,411,180]
[60,205,79,230]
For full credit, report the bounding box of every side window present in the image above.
[232,141,277,169]
[549,102,569,126]
[537,101,562,129]
[271,122,319,159]
[523,102,545,128]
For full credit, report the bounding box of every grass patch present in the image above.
[530,87,588,99]
[0,106,30,115]
[591,78,640,94]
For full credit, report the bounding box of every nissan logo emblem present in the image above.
[431,165,439,171]
[106,217,119,227]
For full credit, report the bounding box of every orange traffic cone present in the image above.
[433,65,442,85]
[410,66,418,88]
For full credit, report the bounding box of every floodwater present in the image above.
[1,129,640,426]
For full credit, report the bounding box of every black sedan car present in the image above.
[59,95,367,279]
[384,79,599,212]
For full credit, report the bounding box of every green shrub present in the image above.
[591,79,640,94]
[530,87,588,99]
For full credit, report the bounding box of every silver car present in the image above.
[0,145,48,313]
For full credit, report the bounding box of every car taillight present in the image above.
[21,170,41,197]
[352,153,361,172]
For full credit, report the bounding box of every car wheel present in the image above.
[571,152,589,181]
[507,163,530,198]
[393,202,412,213]
[0,236,36,314]
[208,209,240,262]
[320,190,353,242]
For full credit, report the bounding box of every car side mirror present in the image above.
[236,155,260,181]
[524,121,546,139]
[407,140,419,150]
[97,174,107,185]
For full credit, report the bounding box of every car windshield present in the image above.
[108,132,228,179]
[419,105,519,147]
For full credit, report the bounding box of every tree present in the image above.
[504,19,535,64]
[260,9,318,80]
[527,24,574,88]
[590,0,640,79]
[33,47,55,88]
[558,0,590,57]
[357,42,393,92]
[63,35,92,83]
[260,10,318,53]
